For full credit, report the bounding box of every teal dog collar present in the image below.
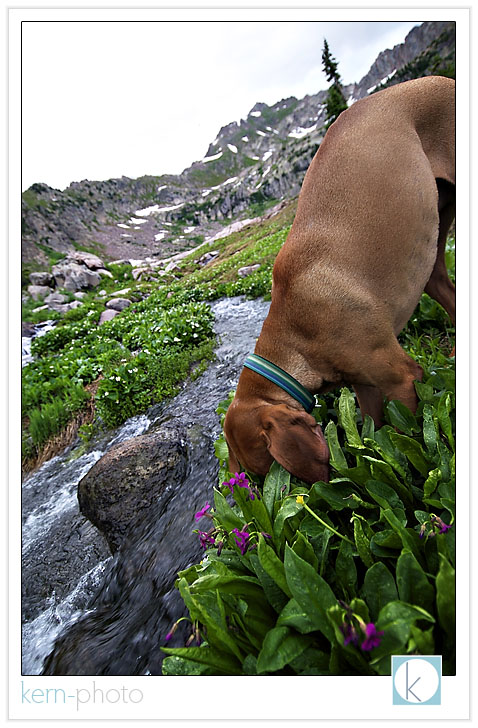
[243,353,316,414]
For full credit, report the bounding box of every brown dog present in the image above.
[224,76,455,484]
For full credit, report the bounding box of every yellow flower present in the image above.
[296,495,305,505]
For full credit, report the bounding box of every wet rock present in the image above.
[238,264,261,278]
[74,291,87,300]
[29,271,54,287]
[22,321,36,336]
[78,427,188,553]
[106,297,131,312]
[27,285,52,301]
[98,309,120,325]
[22,514,110,623]
[97,268,114,278]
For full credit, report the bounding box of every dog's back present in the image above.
[271,76,455,343]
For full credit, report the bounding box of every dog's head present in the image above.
[223,399,330,484]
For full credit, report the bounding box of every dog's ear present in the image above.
[260,404,330,484]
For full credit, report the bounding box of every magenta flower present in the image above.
[361,623,384,651]
[222,472,256,500]
[420,514,452,539]
[340,622,359,647]
[231,528,250,555]
[431,514,452,534]
[194,501,211,521]
[198,530,215,550]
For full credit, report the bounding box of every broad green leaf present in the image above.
[335,539,357,599]
[423,468,442,498]
[213,488,244,531]
[388,432,431,477]
[361,414,375,441]
[369,601,435,670]
[249,553,289,613]
[367,426,411,481]
[277,598,318,634]
[436,554,455,637]
[372,530,403,549]
[257,534,292,598]
[381,509,423,564]
[422,403,439,453]
[273,497,302,542]
[162,654,211,675]
[337,388,362,447]
[365,479,406,513]
[289,647,330,674]
[284,545,336,642]
[437,440,451,481]
[324,420,348,471]
[364,457,412,504]
[362,562,398,621]
[437,391,454,450]
[310,480,360,511]
[396,550,435,614]
[409,625,435,655]
[292,531,318,570]
[242,654,258,675]
[415,381,434,402]
[353,517,374,568]
[263,460,289,518]
[214,437,229,464]
[256,626,310,673]
[161,646,242,674]
[385,399,420,435]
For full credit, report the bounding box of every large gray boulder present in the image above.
[98,309,120,325]
[67,251,105,269]
[29,271,54,287]
[52,261,101,291]
[77,427,188,553]
[106,297,131,312]
[27,285,52,301]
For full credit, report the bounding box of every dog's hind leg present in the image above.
[424,180,456,325]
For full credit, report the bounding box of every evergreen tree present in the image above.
[322,38,348,129]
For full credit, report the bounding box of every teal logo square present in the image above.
[392,655,441,705]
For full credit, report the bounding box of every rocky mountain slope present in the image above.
[22,20,454,275]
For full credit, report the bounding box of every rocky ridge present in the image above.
[22,21,454,271]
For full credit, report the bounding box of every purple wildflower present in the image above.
[431,514,452,534]
[194,501,211,521]
[231,528,250,555]
[340,621,359,647]
[222,472,256,500]
[164,631,173,642]
[419,522,427,539]
[361,623,384,651]
[198,530,215,550]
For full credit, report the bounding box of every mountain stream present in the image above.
[21,296,270,675]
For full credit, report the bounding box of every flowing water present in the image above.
[21,296,270,675]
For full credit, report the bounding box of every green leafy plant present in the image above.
[162,375,455,676]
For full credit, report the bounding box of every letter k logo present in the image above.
[406,661,421,702]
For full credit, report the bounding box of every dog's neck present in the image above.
[248,316,326,405]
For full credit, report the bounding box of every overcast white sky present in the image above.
[21,20,420,191]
